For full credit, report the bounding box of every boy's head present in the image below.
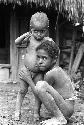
[30,12,49,30]
[36,39,59,71]
[30,12,49,40]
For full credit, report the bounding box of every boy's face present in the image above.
[36,49,54,72]
[31,28,48,40]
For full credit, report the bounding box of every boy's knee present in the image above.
[35,81,48,92]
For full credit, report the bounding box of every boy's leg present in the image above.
[15,78,29,120]
[43,82,74,119]
[33,95,42,121]
[35,81,67,123]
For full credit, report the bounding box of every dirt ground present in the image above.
[0,82,84,125]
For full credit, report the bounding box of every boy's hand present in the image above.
[19,67,32,83]
[24,32,30,41]
[19,67,36,94]
[24,32,30,38]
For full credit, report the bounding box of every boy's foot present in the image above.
[14,111,21,121]
[40,117,67,125]
[56,116,67,124]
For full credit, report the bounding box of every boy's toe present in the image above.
[14,111,21,121]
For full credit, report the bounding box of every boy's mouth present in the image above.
[39,66,45,69]
[36,37,42,40]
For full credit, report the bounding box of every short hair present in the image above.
[36,39,59,59]
[30,12,49,30]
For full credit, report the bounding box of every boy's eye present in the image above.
[37,55,40,59]
[34,30,38,33]
[37,55,47,60]
[39,30,43,33]
[40,30,46,33]
[34,30,46,34]
[42,57,47,60]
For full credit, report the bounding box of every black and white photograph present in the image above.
[0,0,84,125]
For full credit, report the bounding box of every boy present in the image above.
[15,12,49,72]
[19,40,75,125]
[15,12,52,120]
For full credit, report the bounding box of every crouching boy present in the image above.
[35,39,75,125]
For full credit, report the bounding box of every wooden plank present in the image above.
[10,12,18,81]
[0,64,11,69]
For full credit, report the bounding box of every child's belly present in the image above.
[24,52,38,72]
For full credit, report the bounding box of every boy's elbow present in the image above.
[66,104,74,118]
[15,39,18,45]
[68,107,74,118]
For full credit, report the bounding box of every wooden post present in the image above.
[56,24,60,65]
[55,12,59,65]
[71,44,84,74]
[10,11,18,81]
[68,27,76,74]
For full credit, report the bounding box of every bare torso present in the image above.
[24,36,42,72]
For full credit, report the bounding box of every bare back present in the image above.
[44,66,74,99]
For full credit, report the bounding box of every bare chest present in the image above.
[26,37,41,53]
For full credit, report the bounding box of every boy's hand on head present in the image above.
[24,32,30,38]
[24,32,30,42]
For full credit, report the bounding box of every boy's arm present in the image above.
[15,32,30,45]
[44,70,55,86]
[19,67,37,94]
[34,95,42,120]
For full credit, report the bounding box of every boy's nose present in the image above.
[37,32,41,35]
[38,58,43,64]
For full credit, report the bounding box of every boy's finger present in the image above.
[19,73,24,78]
[19,75,23,79]
[40,121,46,125]
[19,72,23,76]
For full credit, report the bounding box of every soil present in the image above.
[0,82,84,125]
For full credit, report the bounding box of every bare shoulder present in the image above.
[52,66,70,77]
[44,66,61,80]
[45,66,70,82]
[44,37,53,41]
[46,66,63,76]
